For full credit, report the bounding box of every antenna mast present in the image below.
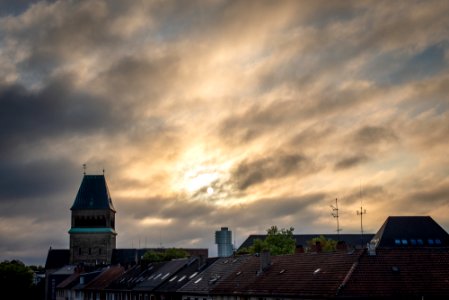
[83,164,87,175]
[356,185,367,247]
[331,198,342,240]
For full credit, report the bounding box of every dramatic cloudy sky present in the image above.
[1,0,449,265]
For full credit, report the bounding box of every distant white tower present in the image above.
[215,227,233,257]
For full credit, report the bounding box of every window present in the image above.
[410,239,417,245]
[401,239,408,245]
[436,239,442,245]
[178,275,186,282]
[313,268,321,275]
[169,276,177,282]
[417,239,424,245]
[189,272,198,279]
[428,239,434,245]
[394,239,401,245]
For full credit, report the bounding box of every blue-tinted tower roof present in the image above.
[71,175,115,211]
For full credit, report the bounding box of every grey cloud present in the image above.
[334,154,370,170]
[353,126,398,146]
[0,79,123,156]
[231,152,317,191]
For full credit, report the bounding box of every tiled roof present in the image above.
[84,266,125,291]
[106,262,165,291]
[338,248,449,298]
[72,270,102,290]
[56,272,80,289]
[45,249,70,270]
[179,256,252,294]
[155,257,219,294]
[211,255,261,295]
[242,251,363,298]
[239,234,374,250]
[134,259,189,291]
[371,216,449,248]
[71,175,115,211]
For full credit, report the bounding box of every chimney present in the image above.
[336,241,347,251]
[259,250,271,273]
[315,241,322,253]
[368,241,376,256]
[198,255,206,270]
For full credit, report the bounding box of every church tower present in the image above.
[69,174,117,264]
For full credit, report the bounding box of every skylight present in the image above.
[428,239,434,245]
[169,276,177,282]
[161,273,170,280]
[189,272,198,279]
[279,269,285,274]
[313,268,321,275]
[178,275,186,282]
[194,277,202,284]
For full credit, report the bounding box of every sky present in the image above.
[1,0,449,265]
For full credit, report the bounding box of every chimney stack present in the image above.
[315,241,322,253]
[259,250,271,272]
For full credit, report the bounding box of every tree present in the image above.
[0,260,34,298]
[307,235,337,252]
[245,226,296,255]
[142,248,189,263]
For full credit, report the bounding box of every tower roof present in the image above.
[372,216,449,247]
[71,175,115,211]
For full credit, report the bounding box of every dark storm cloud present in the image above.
[334,154,370,170]
[231,152,317,191]
[0,159,79,200]
[0,78,123,156]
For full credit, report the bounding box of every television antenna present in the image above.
[356,185,367,247]
[331,198,342,240]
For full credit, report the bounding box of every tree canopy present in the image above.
[242,226,296,255]
[142,248,189,263]
[306,235,337,252]
[0,260,34,298]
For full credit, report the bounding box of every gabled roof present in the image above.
[179,256,252,294]
[45,249,70,270]
[241,251,363,298]
[56,272,80,289]
[155,257,219,294]
[134,259,189,291]
[239,234,374,250]
[71,175,115,211]
[106,262,165,291]
[111,248,209,266]
[338,248,449,298]
[84,266,125,291]
[371,216,449,248]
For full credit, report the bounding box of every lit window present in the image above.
[417,239,424,245]
[394,239,401,245]
[401,240,408,245]
[410,239,417,245]
[428,239,434,245]
[435,239,442,245]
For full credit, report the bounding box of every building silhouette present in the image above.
[69,174,117,264]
